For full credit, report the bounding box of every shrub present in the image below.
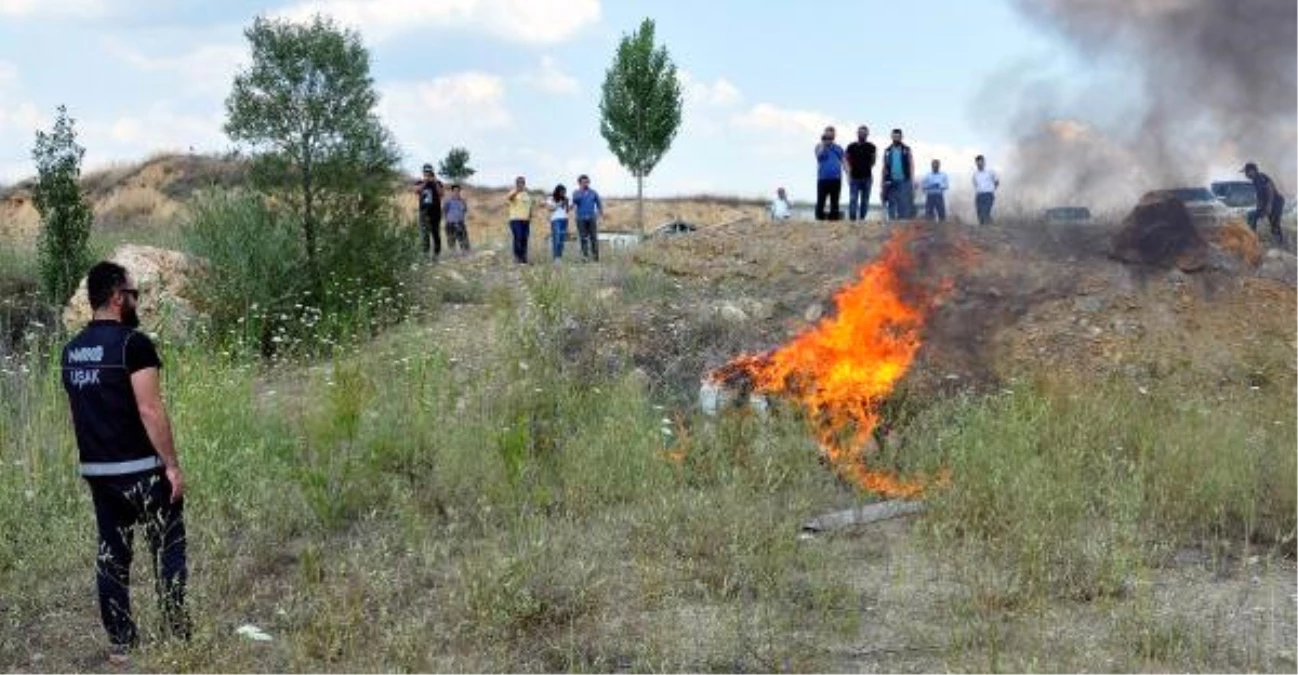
[31,105,92,305]
[181,190,303,352]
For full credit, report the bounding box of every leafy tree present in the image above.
[599,18,683,235]
[224,14,400,278]
[438,147,476,184]
[32,105,93,305]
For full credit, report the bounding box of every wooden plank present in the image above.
[801,500,926,533]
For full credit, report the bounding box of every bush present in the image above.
[182,189,416,358]
[182,190,303,352]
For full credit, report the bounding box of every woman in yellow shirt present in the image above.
[506,176,535,264]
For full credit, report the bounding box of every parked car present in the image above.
[649,219,698,238]
[1043,206,1093,224]
[595,219,698,251]
[1157,186,1230,223]
[1211,180,1257,217]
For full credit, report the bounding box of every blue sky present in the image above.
[0,0,1085,198]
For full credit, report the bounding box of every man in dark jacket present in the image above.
[415,163,443,259]
[1244,161,1287,248]
[62,261,189,664]
[880,128,914,220]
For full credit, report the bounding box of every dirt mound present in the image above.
[63,244,206,339]
[1109,193,1209,270]
[0,189,40,241]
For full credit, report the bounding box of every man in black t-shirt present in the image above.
[415,163,443,259]
[62,261,189,664]
[845,126,877,221]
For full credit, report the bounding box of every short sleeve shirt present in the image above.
[419,180,441,211]
[818,144,845,180]
[508,191,534,221]
[62,321,162,467]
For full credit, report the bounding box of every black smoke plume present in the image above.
[1004,0,1297,210]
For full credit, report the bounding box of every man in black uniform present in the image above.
[62,261,189,664]
[1243,161,1287,248]
[416,163,443,259]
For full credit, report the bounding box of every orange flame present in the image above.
[716,225,946,497]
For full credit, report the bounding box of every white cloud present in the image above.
[519,56,579,95]
[0,102,43,133]
[104,40,246,97]
[276,0,601,45]
[731,103,837,137]
[82,104,226,153]
[674,70,742,140]
[678,70,740,107]
[381,72,511,131]
[380,72,512,163]
[0,0,106,17]
[0,103,226,182]
[0,61,17,89]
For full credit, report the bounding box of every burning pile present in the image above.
[710,225,950,497]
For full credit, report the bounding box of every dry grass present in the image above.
[95,185,181,230]
[0,179,1294,671]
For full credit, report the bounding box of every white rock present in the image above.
[718,301,748,322]
[63,244,205,338]
[235,624,273,642]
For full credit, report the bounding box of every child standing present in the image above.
[548,184,572,261]
[443,185,470,253]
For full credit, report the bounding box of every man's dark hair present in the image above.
[892,128,902,134]
[578,174,589,182]
[975,154,985,161]
[451,184,461,191]
[87,261,129,310]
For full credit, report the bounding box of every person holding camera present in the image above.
[814,126,846,221]
[415,163,444,259]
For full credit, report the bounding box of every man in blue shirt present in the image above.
[571,174,604,261]
[881,129,914,220]
[814,126,846,221]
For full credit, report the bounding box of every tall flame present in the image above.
[716,225,945,497]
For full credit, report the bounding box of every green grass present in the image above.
[0,246,1293,672]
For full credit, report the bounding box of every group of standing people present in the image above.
[415,163,471,259]
[416,164,605,265]
[506,174,604,264]
[809,125,1000,225]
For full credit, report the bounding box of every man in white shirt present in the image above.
[770,187,792,221]
[972,154,1000,225]
[921,159,949,222]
